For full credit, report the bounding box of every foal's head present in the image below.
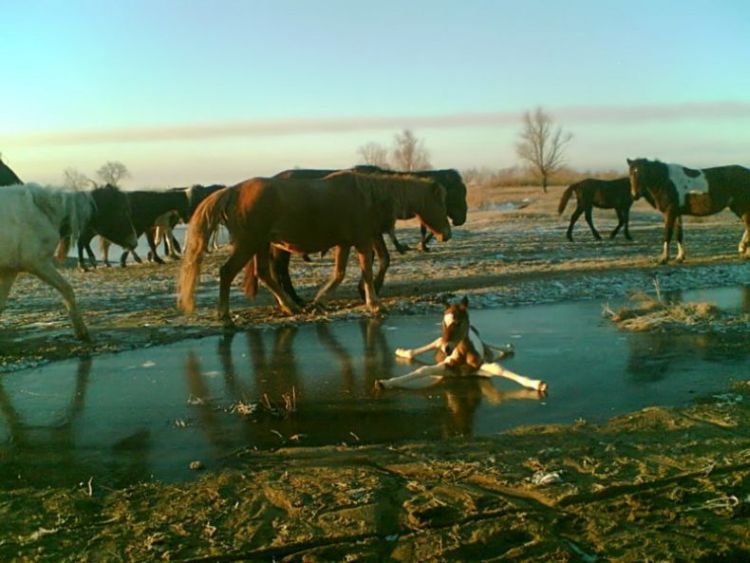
[441,296,471,356]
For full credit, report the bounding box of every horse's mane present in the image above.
[22,183,94,241]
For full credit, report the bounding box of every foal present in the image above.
[376,297,547,392]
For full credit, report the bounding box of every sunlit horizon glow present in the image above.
[2,0,749,187]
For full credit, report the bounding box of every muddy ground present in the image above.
[1,186,749,560]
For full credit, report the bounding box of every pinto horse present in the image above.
[0,183,138,340]
[178,172,452,323]
[627,158,750,263]
[375,297,547,392]
[558,177,654,241]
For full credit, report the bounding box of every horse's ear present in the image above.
[460,296,469,309]
[626,158,633,166]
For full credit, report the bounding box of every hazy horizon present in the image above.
[2,0,749,187]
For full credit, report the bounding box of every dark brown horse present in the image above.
[84,189,192,269]
[627,158,750,263]
[178,172,452,323]
[275,165,468,251]
[558,177,654,241]
[269,166,467,305]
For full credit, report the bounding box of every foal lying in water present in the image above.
[376,297,547,392]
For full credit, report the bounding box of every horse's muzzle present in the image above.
[438,226,452,242]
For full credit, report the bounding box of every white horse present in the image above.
[0,183,137,340]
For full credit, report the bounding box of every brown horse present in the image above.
[627,158,750,263]
[558,177,655,241]
[178,172,452,323]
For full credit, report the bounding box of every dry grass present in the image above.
[603,290,750,332]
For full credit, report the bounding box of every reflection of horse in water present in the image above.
[0,357,151,487]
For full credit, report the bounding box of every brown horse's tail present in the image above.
[178,187,234,313]
[557,183,578,215]
[242,257,259,299]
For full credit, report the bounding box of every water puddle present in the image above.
[1,286,748,488]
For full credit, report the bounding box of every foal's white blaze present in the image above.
[443,312,455,327]
[667,164,709,207]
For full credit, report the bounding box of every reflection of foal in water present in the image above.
[376,297,547,392]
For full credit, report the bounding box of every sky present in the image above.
[2,0,749,187]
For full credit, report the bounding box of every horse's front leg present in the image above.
[659,210,677,264]
[674,216,686,262]
[313,246,350,306]
[395,337,442,360]
[376,363,447,390]
[478,362,547,393]
[739,217,750,258]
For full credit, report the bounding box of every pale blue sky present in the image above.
[2,0,749,186]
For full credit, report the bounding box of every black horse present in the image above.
[627,158,750,263]
[267,167,466,305]
[78,189,190,269]
[558,177,654,241]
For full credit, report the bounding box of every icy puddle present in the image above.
[1,286,748,488]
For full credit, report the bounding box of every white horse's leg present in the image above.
[478,362,547,392]
[395,337,442,360]
[738,228,749,255]
[30,261,90,341]
[377,363,447,389]
[0,272,19,314]
[477,380,541,404]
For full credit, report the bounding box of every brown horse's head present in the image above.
[91,184,138,249]
[441,296,470,356]
[437,169,468,227]
[417,179,452,242]
[627,158,662,200]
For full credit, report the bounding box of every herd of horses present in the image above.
[0,156,749,341]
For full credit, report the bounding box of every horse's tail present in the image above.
[242,257,259,299]
[557,183,578,214]
[55,236,71,263]
[178,187,234,313]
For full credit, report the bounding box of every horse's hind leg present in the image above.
[0,272,19,315]
[254,246,300,315]
[30,261,90,341]
[584,206,601,240]
[217,246,255,324]
[566,206,584,241]
[674,216,686,262]
[313,246,350,306]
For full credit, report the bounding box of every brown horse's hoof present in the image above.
[537,381,548,395]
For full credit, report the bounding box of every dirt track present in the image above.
[1,186,750,560]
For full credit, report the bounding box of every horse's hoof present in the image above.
[395,348,414,360]
[537,381,548,395]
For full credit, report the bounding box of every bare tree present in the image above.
[96,161,131,187]
[63,168,95,190]
[515,107,572,192]
[391,129,432,171]
[357,141,390,168]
